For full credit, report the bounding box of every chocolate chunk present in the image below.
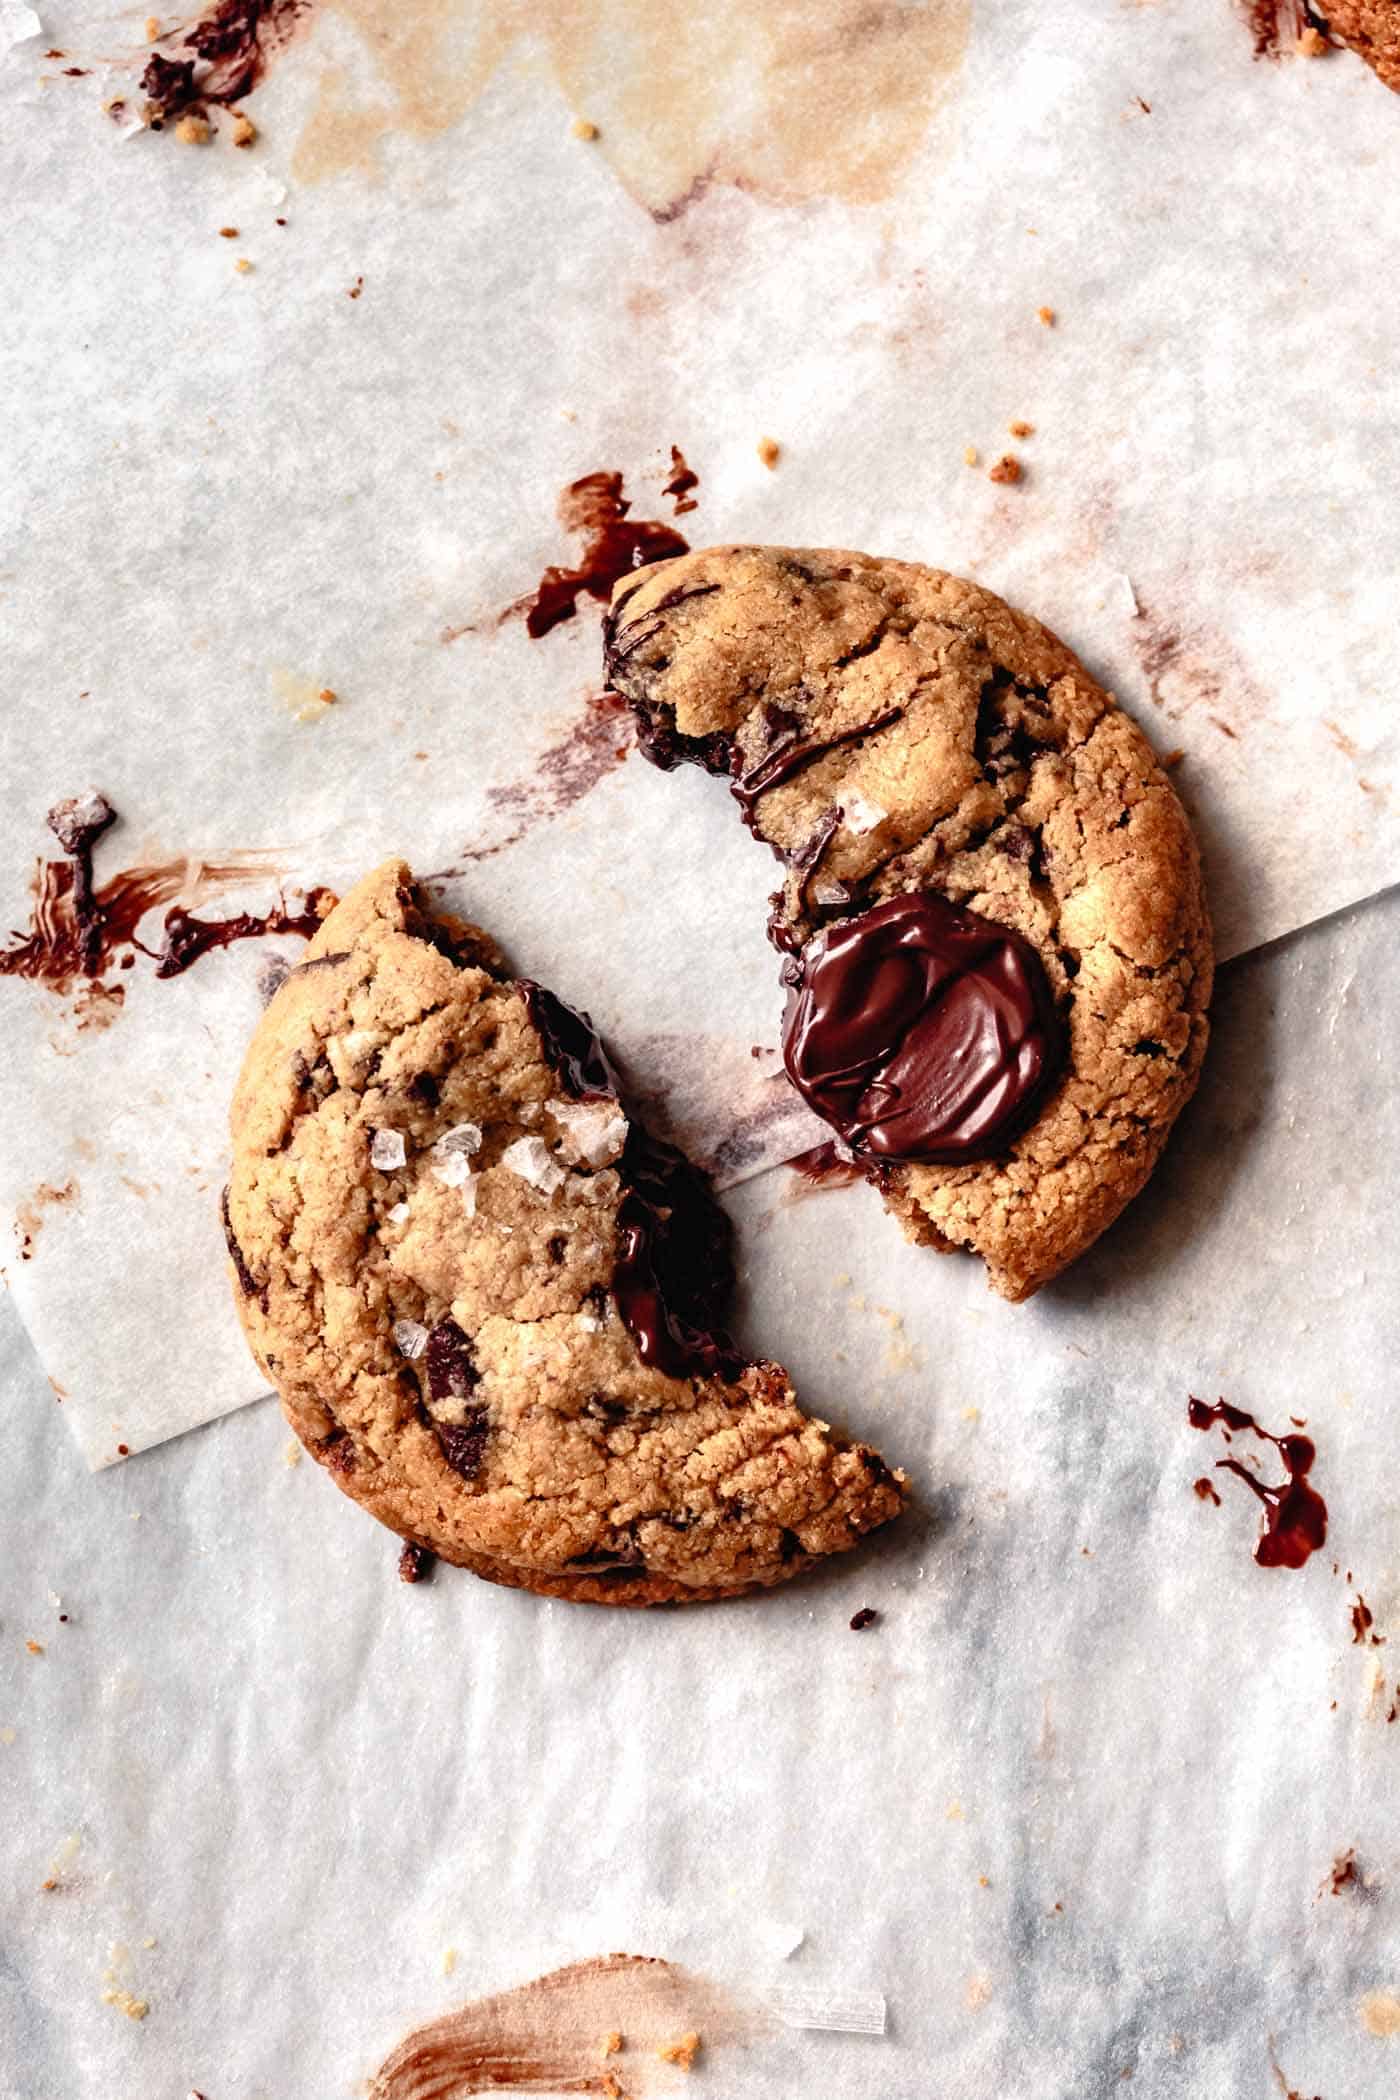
[613,1128,746,1381]
[425,1319,478,1404]
[437,1408,490,1481]
[220,1185,266,1306]
[47,791,115,857]
[782,890,1065,1165]
[849,1606,878,1630]
[518,981,619,1101]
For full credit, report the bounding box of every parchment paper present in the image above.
[2,0,1400,1465]
[2,883,1398,2100]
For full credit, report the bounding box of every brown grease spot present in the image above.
[293,0,970,208]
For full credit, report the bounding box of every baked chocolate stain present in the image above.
[0,797,327,997]
[137,0,310,129]
[366,1951,745,2100]
[784,1139,868,1192]
[514,472,690,639]
[662,444,700,515]
[1188,1395,1328,1568]
[459,693,633,863]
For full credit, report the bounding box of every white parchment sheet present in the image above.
[1,2,1400,2093]
[1,0,1398,1461]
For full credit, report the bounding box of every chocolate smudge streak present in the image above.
[0,797,332,1000]
[459,694,634,863]
[662,445,700,516]
[367,1952,746,2100]
[510,472,692,639]
[136,0,311,130]
[1188,1395,1328,1568]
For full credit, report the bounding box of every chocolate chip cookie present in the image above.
[225,860,905,1605]
[604,546,1212,1302]
[1324,1,1400,90]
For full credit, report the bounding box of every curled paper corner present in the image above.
[757,1920,805,1961]
[0,4,41,58]
[765,1982,887,2035]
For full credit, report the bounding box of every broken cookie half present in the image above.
[225,860,905,1605]
[604,545,1213,1302]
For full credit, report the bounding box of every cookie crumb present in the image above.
[145,15,160,37]
[348,277,364,300]
[317,687,338,705]
[441,1946,457,1976]
[658,2032,701,2070]
[0,1728,16,1746]
[25,1641,43,1656]
[849,1606,878,1631]
[1298,26,1329,55]
[283,1440,302,1467]
[398,1540,435,1584]
[175,113,210,145]
[219,226,239,238]
[1161,748,1184,769]
[601,2077,624,2100]
[599,2031,623,2059]
[978,1874,991,1887]
[572,117,599,140]
[988,455,1022,485]
[757,436,781,469]
[963,445,979,466]
[1037,306,1055,326]
[230,111,257,147]
[961,1405,980,1422]
[100,1988,149,2021]
[1008,419,1034,438]
[235,257,254,275]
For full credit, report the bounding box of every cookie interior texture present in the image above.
[225,861,905,1605]
[604,545,1213,1302]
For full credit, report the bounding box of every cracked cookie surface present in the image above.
[604,545,1213,1301]
[226,859,905,1605]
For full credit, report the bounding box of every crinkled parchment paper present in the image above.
[0,5,1399,2088]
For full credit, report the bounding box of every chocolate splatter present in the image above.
[137,0,311,129]
[366,1952,747,2100]
[155,892,334,977]
[1350,1593,1385,1646]
[511,473,690,639]
[459,693,634,863]
[784,1140,868,1193]
[14,1180,78,1263]
[1324,1848,1359,1896]
[1188,1395,1328,1568]
[0,798,325,1000]
[663,445,700,515]
[1192,1476,1222,1506]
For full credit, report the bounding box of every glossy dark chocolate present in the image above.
[614,1127,745,1382]
[781,890,1064,1165]
[518,981,619,1101]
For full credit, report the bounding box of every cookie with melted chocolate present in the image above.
[226,860,904,1605]
[604,545,1213,1301]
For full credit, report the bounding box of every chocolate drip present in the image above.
[522,472,689,639]
[1188,1395,1328,1568]
[155,891,332,977]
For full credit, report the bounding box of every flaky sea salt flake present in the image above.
[370,1129,406,1171]
[843,792,886,836]
[392,1319,429,1360]
[433,1122,482,1159]
[502,1136,565,1195]
[549,1098,628,1167]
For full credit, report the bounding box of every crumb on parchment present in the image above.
[572,117,599,140]
[1298,27,1329,56]
[1037,305,1055,326]
[963,445,979,466]
[658,2032,701,2070]
[175,113,210,145]
[441,1947,457,1977]
[231,112,257,146]
[599,2030,622,2059]
[757,436,781,469]
[235,258,254,274]
[1008,419,1034,438]
[988,455,1022,485]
